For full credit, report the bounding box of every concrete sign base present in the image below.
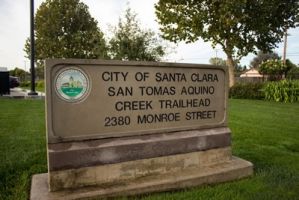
[30,128,253,200]
[30,156,252,200]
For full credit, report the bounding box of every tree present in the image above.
[109,7,166,61]
[235,64,247,73]
[155,0,299,87]
[35,65,45,80]
[259,59,294,80]
[24,0,108,70]
[209,57,226,66]
[9,67,29,82]
[250,51,280,69]
[287,65,299,80]
[209,57,245,75]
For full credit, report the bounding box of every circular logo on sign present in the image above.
[55,67,90,102]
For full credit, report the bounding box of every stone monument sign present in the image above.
[30,59,253,200]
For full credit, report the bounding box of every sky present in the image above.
[0,0,298,71]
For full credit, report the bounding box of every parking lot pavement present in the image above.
[9,88,28,97]
[1,88,45,99]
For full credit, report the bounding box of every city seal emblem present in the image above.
[55,67,90,102]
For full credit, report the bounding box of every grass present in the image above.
[0,99,299,200]
[0,100,46,200]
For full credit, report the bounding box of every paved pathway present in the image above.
[1,88,45,99]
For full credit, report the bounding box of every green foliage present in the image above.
[229,82,265,100]
[20,81,30,87]
[264,80,299,103]
[9,67,29,82]
[285,59,298,72]
[36,80,45,88]
[109,8,166,61]
[155,0,298,55]
[230,80,299,103]
[35,64,44,80]
[24,0,108,62]
[259,59,293,80]
[259,60,285,75]
[234,64,247,74]
[155,0,299,86]
[20,81,45,92]
[209,57,226,66]
[287,67,299,80]
[250,51,280,69]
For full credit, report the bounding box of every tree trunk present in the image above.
[226,55,235,87]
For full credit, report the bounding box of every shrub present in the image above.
[259,59,292,81]
[36,80,44,88]
[264,80,299,103]
[286,67,299,80]
[20,81,30,87]
[229,82,265,99]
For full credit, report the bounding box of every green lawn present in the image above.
[0,100,46,200]
[0,99,299,200]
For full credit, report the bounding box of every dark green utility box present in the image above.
[0,71,10,95]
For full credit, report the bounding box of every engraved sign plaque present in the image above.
[46,59,228,142]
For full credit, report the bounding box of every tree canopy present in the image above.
[209,57,246,75]
[155,0,299,87]
[9,68,29,82]
[250,51,280,69]
[259,59,294,80]
[209,57,226,66]
[109,8,166,61]
[24,0,108,62]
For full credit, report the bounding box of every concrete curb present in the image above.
[0,88,45,99]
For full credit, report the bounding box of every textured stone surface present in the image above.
[49,147,232,191]
[30,156,253,200]
[46,59,229,143]
[48,127,231,171]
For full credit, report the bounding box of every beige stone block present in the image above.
[30,156,253,200]
[49,147,232,191]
